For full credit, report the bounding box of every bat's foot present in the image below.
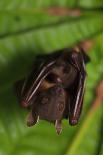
[69,119,78,126]
[55,120,62,135]
[27,112,38,127]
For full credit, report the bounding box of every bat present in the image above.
[15,47,90,134]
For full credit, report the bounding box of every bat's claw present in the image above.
[69,119,78,126]
[55,120,62,135]
[27,112,38,127]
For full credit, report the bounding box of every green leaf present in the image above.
[0,0,77,9]
[0,11,103,90]
[1,0,103,10]
[79,0,103,8]
[0,2,103,155]
[66,103,103,155]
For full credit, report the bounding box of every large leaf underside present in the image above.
[0,1,103,155]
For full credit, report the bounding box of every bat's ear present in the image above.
[82,51,90,64]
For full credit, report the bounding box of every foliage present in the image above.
[0,0,103,155]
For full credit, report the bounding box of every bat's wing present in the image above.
[17,51,63,107]
[68,50,87,125]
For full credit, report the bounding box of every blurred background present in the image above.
[0,0,103,155]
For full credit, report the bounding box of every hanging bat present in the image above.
[15,47,90,134]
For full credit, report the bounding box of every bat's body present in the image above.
[15,47,90,134]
